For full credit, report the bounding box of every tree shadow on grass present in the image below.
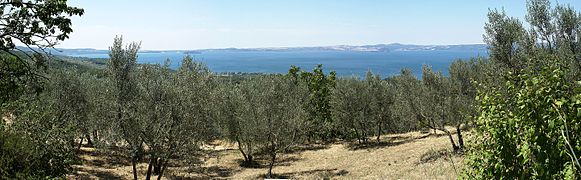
[285,143,331,154]
[383,134,416,141]
[416,148,463,165]
[77,147,132,168]
[394,132,447,141]
[259,168,349,179]
[274,156,302,167]
[347,138,415,151]
[418,133,449,139]
[170,165,240,179]
[236,159,264,168]
[97,153,132,168]
[348,131,454,151]
[231,154,301,169]
[73,168,125,180]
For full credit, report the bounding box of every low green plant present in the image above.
[463,61,581,179]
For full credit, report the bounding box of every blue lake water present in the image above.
[69,49,487,78]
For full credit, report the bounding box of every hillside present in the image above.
[70,130,464,179]
[29,43,487,56]
[49,56,107,72]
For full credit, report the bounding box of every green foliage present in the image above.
[106,36,144,179]
[0,131,74,179]
[463,60,581,179]
[484,8,527,71]
[0,0,84,106]
[366,71,396,138]
[228,75,307,176]
[289,64,337,141]
[48,56,108,76]
[392,66,449,132]
[420,65,450,130]
[387,62,480,151]
[331,71,395,143]
[108,36,140,104]
[1,95,78,179]
[48,69,91,141]
[388,68,422,132]
[0,54,36,105]
[175,56,218,142]
[448,60,478,125]
[464,0,581,178]
[136,59,215,178]
[0,1,84,178]
[80,72,117,146]
[212,83,242,146]
[332,77,373,142]
[0,0,84,52]
[0,60,95,180]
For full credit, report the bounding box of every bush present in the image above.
[0,130,76,179]
[1,94,78,179]
[463,62,581,179]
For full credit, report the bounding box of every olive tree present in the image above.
[214,83,261,165]
[80,72,116,146]
[47,69,91,150]
[331,71,395,144]
[128,56,216,180]
[175,56,218,144]
[391,66,462,151]
[332,77,374,144]
[447,59,479,149]
[135,63,175,179]
[365,71,395,141]
[389,69,422,132]
[163,56,216,177]
[235,75,307,178]
[107,36,142,180]
[421,66,463,151]
[289,65,336,141]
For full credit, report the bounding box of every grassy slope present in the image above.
[70,130,464,179]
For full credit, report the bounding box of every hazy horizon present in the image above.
[53,42,487,51]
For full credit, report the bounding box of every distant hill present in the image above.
[13,43,487,77]
[225,43,487,53]
[19,43,487,55]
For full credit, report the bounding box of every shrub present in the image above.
[463,61,581,179]
[0,98,77,179]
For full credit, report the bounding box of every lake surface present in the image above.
[68,49,487,78]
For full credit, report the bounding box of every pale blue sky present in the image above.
[59,0,581,50]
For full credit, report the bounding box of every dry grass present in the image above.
[68,129,465,179]
[2,112,14,127]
